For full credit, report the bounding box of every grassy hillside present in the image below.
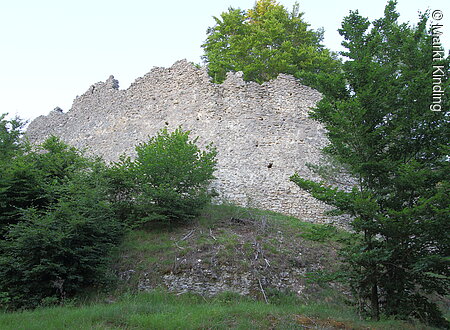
[0,204,447,329]
[113,204,348,299]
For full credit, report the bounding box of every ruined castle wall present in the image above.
[26,60,341,224]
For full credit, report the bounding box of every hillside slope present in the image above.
[1,205,441,329]
[114,204,346,300]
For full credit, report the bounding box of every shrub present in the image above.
[110,127,217,226]
[0,178,123,309]
[0,136,124,309]
[0,136,92,235]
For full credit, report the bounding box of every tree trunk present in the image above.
[371,281,380,321]
[365,229,380,321]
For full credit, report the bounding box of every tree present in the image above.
[0,114,30,232]
[0,114,27,163]
[109,127,217,225]
[291,1,449,326]
[201,0,340,84]
[0,115,35,235]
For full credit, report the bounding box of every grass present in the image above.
[200,203,353,243]
[109,203,362,307]
[0,289,431,329]
[1,203,445,329]
[114,203,348,295]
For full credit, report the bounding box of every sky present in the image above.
[1,0,448,121]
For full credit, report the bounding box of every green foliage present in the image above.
[0,114,29,234]
[0,135,93,234]
[0,133,124,309]
[0,189,123,309]
[0,121,217,309]
[0,114,27,163]
[299,224,342,242]
[202,0,340,85]
[109,127,217,226]
[291,1,449,327]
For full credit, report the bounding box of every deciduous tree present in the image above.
[202,0,340,84]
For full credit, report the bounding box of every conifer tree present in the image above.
[291,1,449,326]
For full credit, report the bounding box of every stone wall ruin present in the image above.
[26,59,341,224]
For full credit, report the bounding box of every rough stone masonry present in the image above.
[26,59,343,224]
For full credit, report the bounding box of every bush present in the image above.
[110,127,217,226]
[0,179,123,309]
[0,124,217,309]
[0,135,124,309]
[0,136,93,235]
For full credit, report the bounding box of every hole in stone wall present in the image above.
[267,163,273,169]
[165,121,169,125]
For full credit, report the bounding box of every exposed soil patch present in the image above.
[115,206,345,300]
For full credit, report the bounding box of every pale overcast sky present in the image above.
[0,0,448,121]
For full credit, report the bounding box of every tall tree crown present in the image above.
[202,0,340,84]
